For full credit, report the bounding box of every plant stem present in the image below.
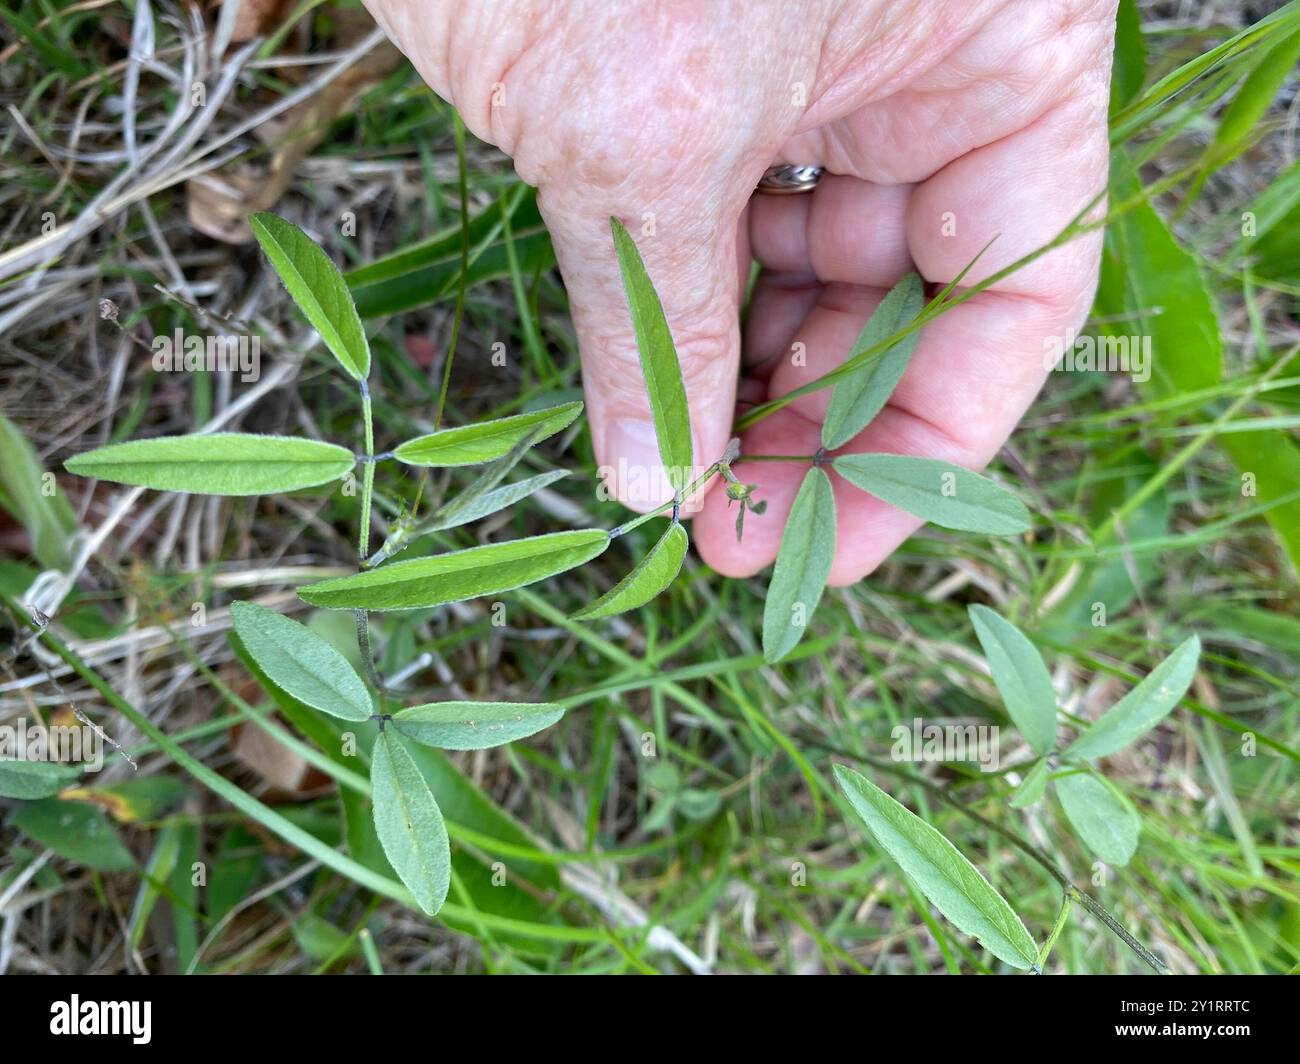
[1035,890,1076,972]
[356,377,385,698]
[613,459,725,538]
[432,111,470,432]
[358,378,375,558]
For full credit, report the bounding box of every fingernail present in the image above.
[603,418,676,511]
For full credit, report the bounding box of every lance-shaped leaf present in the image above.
[833,453,1030,534]
[392,702,565,751]
[393,402,583,467]
[968,605,1057,755]
[609,217,693,492]
[1055,771,1140,866]
[834,765,1039,969]
[572,521,688,620]
[370,731,451,915]
[822,272,925,450]
[65,434,354,495]
[428,470,569,533]
[763,467,836,664]
[1009,759,1050,810]
[300,529,610,611]
[0,759,81,800]
[229,601,372,721]
[249,212,370,380]
[1063,635,1200,761]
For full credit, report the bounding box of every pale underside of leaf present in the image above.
[370,731,451,915]
[249,212,370,380]
[429,470,569,532]
[299,529,610,611]
[0,759,81,800]
[393,402,583,467]
[833,453,1031,534]
[64,434,355,495]
[1063,635,1200,761]
[762,467,836,664]
[392,702,565,751]
[968,605,1057,755]
[1055,771,1140,866]
[834,765,1039,969]
[609,218,694,492]
[572,521,688,620]
[822,272,925,450]
[229,601,373,721]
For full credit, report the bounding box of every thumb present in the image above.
[536,176,749,513]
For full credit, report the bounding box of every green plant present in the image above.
[56,209,1040,915]
[835,609,1201,972]
[59,214,601,915]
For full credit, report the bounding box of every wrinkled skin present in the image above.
[364,0,1115,583]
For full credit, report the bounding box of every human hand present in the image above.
[363,0,1115,583]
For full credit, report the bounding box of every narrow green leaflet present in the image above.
[763,468,836,663]
[1063,635,1200,761]
[429,470,569,532]
[1009,759,1050,810]
[393,402,583,467]
[968,605,1057,755]
[1055,772,1140,866]
[609,217,693,492]
[0,414,78,569]
[833,453,1030,534]
[300,529,610,611]
[834,765,1038,969]
[822,272,924,450]
[65,434,354,495]
[249,212,370,380]
[572,521,688,620]
[229,601,373,721]
[0,759,80,800]
[370,731,451,915]
[392,702,565,751]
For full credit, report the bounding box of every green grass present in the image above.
[0,0,1297,974]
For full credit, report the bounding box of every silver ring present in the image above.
[757,164,824,195]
